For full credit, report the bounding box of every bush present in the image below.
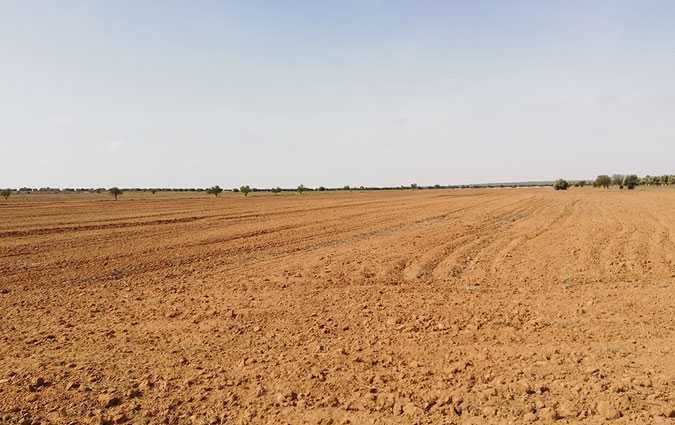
[205,185,223,197]
[1,189,11,200]
[240,185,251,197]
[554,179,569,191]
[318,186,326,191]
[595,175,611,188]
[623,174,639,190]
[297,184,305,194]
[109,187,123,200]
[271,187,282,194]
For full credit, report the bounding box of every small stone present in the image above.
[523,412,537,422]
[403,402,422,416]
[28,377,46,391]
[596,400,620,420]
[65,381,80,391]
[482,405,497,416]
[98,393,122,408]
[254,385,265,397]
[112,412,128,424]
[516,379,535,395]
[557,401,578,418]
[126,388,142,398]
[24,393,38,402]
[539,407,559,420]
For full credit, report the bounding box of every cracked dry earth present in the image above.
[1,188,675,425]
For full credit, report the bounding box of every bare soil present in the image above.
[1,188,675,424]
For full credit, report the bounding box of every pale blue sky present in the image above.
[2,1,674,188]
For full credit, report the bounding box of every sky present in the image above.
[2,1,675,188]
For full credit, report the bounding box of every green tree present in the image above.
[297,184,306,194]
[1,189,11,200]
[595,175,611,188]
[205,185,223,197]
[343,185,350,191]
[554,179,569,191]
[623,174,639,190]
[240,185,251,197]
[109,187,123,200]
[318,186,326,191]
[611,174,625,186]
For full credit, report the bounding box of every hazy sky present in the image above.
[2,1,675,188]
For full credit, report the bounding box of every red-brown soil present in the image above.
[1,188,675,424]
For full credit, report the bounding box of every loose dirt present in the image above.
[1,188,675,424]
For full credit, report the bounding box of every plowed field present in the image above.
[1,188,675,424]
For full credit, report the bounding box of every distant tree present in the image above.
[297,184,306,194]
[240,185,251,197]
[343,185,350,191]
[205,185,223,197]
[1,189,11,200]
[623,174,639,190]
[575,180,587,187]
[109,187,123,200]
[595,175,611,188]
[554,179,569,191]
[271,187,282,194]
[410,183,418,190]
[318,186,326,191]
[611,174,625,186]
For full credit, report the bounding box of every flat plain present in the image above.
[1,188,675,424]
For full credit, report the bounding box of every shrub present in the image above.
[240,185,251,197]
[205,185,223,197]
[343,185,350,191]
[318,186,326,191]
[297,184,306,194]
[271,187,282,194]
[109,187,123,200]
[554,179,569,191]
[595,175,611,188]
[623,174,639,190]
[1,189,11,200]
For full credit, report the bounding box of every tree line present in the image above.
[0,182,550,200]
[4,175,675,199]
[554,174,675,191]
